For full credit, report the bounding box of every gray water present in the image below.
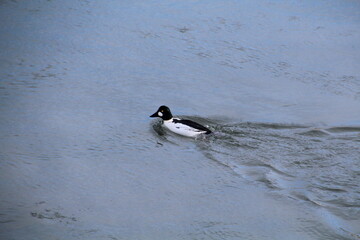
[1,0,360,239]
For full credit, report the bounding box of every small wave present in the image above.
[249,122,308,130]
[298,129,331,137]
[317,186,348,193]
[290,192,323,207]
[242,161,294,178]
[326,126,360,133]
[220,121,308,130]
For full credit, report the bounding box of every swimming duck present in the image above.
[150,105,212,137]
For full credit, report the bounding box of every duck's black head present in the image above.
[150,105,173,120]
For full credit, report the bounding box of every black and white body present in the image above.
[150,106,212,137]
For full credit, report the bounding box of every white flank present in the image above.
[163,118,206,137]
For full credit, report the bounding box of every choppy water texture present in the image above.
[1,0,360,239]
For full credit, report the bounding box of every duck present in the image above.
[150,105,212,137]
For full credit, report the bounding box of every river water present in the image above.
[0,0,359,239]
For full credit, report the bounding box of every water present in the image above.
[0,0,359,239]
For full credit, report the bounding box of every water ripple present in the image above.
[165,119,360,222]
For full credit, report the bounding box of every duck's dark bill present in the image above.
[150,112,158,117]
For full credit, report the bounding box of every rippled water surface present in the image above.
[1,0,360,239]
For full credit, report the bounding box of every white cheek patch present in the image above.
[158,112,163,117]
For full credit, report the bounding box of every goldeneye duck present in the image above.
[150,105,212,137]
